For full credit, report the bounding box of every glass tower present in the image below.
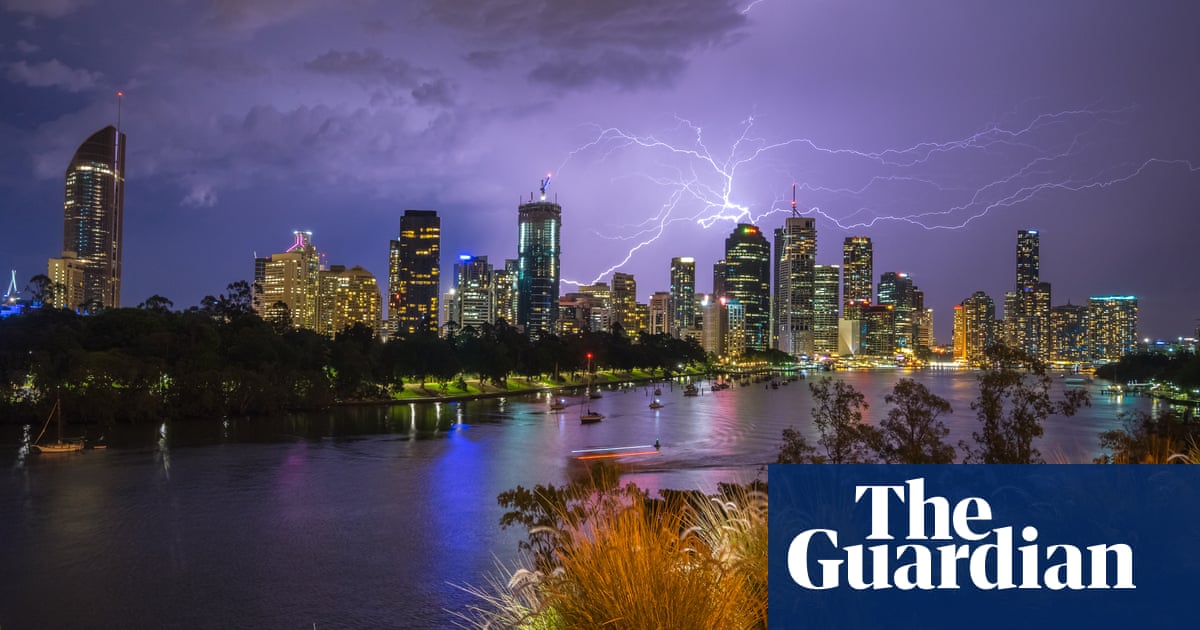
[59,125,125,310]
[723,224,771,353]
[774,217,816,356]
[842,236,873,319]
[668,257,695,337]
[517,196,561,339]
[389,210,441,337]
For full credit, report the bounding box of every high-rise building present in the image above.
[46,253,87,311]
[557,293,595,336]
[577,283,612,332]
[453,255,493,332]
[916,308,934,350]
[610,272,638,334]
[517,190,561,339]
[389,210,441,337]
[257,231,321,330]
[54,125,126,310]
[493,258,519,325]
[316,265,382,337]
[648,292,671,335]
[697,293,725,356]
[1006,282,1052,358]
[774,217,817,356]
[1088,296,1138,362]
[1049,303,1088,363]
[1017,229,1040,287]
[668,257,696,337]
[725,299,747,358]
[860,304,896,357]
[877,272,923,350]
[724,224,771,352]
[952,305,966,362]
[813,265,840,356]
[960,291,997,365]
[842,237,873,319]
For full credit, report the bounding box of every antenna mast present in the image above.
[539,173,552,201]
[790,183,799,218]
[117,90,123,132]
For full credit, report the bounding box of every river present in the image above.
[0,370,1156,629]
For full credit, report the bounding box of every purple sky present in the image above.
[1,0,1198,341]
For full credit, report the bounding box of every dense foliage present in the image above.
[1095,352,1200,388]
[0,283,706,425]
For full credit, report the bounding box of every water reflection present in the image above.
[156,421,170,479]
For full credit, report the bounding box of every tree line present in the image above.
[0,282,706,425]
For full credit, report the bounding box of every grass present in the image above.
[452,482,768,630]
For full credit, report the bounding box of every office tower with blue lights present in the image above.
[774,216,816,356]
[669,257,696,337]
[723,224,771,353]
[453,255,494,332]
[516,184,561,339]
[390,210,441,337]
[49,125,126,310]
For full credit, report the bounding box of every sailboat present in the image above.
[580,407,604,424]
[32,397,84,453]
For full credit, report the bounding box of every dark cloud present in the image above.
[427,0,748,89]
[0,0,90,18]
[305,48,455,105]
[4,59,101,92]
[14,39,39,54]
[206,0,323,31]
[464,50,505,70]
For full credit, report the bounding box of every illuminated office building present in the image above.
[46,253,87,311]
[669,257,696,337]
[56,125,125,310]
[257,231,321,330]
[774,217,816,356]
[1088,296,1138,362]
[1049,303,1088,363]
[1017,229,1040,287]
[878,272,924,350]
[390,210,441,337]
[610,272,638,334]
[517,191,561,339]
[577,282,612,332]
[453,255,493,332]
[860,304,896,357]
[959,291,997,366]
[842,236,873,319]
[648,292,671,336]
[493,259,519,325]
[813,265,840,356]
[723,224,771,352]
[316,265,382,337]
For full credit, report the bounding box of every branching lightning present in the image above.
[557,106,1200,287]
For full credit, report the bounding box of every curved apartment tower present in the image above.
[57,125,125,310]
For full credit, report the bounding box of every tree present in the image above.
[776,427,821,463]
[1096,408,1194,464]
[961,345,1089,464]
[876,378,955,463]
[138,295,174,312]
[25,274,53,305]
[809,378,878,463]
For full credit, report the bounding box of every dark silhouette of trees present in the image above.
[961,345,1089,464]
[808,378,878,463]
[876,378,955,463]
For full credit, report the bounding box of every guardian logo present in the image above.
[768,466,1198,630]
[786,478,1134,591]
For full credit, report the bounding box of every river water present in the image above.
[0,370,1155,629]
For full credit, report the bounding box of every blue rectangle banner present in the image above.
[768,465,1200,629]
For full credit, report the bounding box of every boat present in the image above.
[683,383,699,397]
[649,399,663,409]
[32,397,84,454]
[580,408,604,424]
[549,397,566,411]
[1062,376,1090,385]
[770,381,780,390]
[589,389,602,400]
[653,387,662,396]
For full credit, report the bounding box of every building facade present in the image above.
[316,265,382,337]
[610,272,638,334]
[453,255,494,332]
[668,257,696,337]
[959,291,997,365]
[517,197,561,338]
[723,224,771,352]
[389,210,441,337]
[813,264,840,356]
[774,217,816,356]
[55,125,126,310]
[842,236,873,319]
[1088,296,1138,362]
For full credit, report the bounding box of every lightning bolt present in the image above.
[557,106,1199,287]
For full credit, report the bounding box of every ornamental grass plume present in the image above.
[453,481,769,630]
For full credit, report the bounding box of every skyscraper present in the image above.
[52,125,126,310]
[453,255,493,332]
[723,224,771,352]
[389,210,441,337]
[1049,303,1088,363]
[257,231,321,330]
[960,291,997,365]
[774,217,816,356]
[517,189,561,339]
[877,272,924,350]
[316,265,382,337]
[842,237,873,319]
[648,292,671,335]
[610,272,638,334]
[1017,229,1040,287]
[813,265,840,356]
[669,257,696,337]
[1088,296,1138,362]
[492,258,519,325]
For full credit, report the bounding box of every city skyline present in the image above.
[2,1,1199,338]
